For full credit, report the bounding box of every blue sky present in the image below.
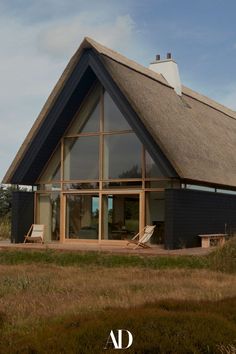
[1,0,236,181]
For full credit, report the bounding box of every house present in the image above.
[3,37,236,249]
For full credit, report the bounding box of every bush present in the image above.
[0,184,15,219]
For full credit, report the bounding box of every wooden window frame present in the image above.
[36,85,178,243]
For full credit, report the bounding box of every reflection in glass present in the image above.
[102,194,139,240]
[80,103,100,133]
[104,91,131,131]
[186,184,215,192]
[67,84,100,134]
[37,184,61,191]
[64,182,99,190]
[39,145,61,182]
[64,136,99,180]
[145,151,164,178]
[37,193,60,242]
[103,133,142,179]
[145,180,173,189]
[103,181,142,189]
[66,194,99,239]
[146,191,165,244]
[217,189,236,195]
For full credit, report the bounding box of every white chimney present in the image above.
[149,53,182,95]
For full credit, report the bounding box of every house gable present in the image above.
[38,79,170,185]
[5,49,178,185]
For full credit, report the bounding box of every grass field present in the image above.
[0,238,235,353]
[0,216,10,240]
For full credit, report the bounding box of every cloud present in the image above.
[0,9,139,181]
[0,0,129,24]
[37,14,136,59]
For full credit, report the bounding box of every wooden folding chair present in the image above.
[24,224,45,244]
[127,225,156,249]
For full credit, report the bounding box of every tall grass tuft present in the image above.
[0,216,10,240]
[209,236,236,274]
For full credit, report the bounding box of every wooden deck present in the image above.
[0,240,212,256]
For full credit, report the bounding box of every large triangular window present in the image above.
[66,84,100,135]
[104,91,131,131]
[145,151,165,178]
[38,145,61,182]
[38,82,167,185]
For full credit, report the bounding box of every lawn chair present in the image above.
[127,225,156,249]
[24,224,45,244]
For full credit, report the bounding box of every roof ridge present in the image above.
[85,38,236,121]
[84,37,172,89]
[100,52,173,88]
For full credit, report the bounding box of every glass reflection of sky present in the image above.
[92,196,113,213]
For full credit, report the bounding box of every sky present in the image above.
[1,0,236,181]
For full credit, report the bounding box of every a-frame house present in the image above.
[3,37,236,248]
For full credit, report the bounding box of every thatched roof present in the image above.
[3,37,236,188]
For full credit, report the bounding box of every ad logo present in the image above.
[104,329,133,350]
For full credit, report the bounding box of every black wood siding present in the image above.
[11,191,34,243]
[165,189,236,249]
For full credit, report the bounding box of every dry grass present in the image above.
[0,264,236,327]
[217,344,236,354]
[0,217,10,240]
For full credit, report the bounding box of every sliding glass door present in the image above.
[101,193,140,241]
[65,194,99,239]
[37,193,60,242]
[64,192,142,241]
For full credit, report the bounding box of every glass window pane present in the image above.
[81,102,100,133]
[67,84,100,134]
[186,184,215,192]
[145,151,165,178]
[102,194,139,240]
[66,194,99,239]
[104,91,131,131]
[37,184,61,191]
[64,136,99,180]
[146,191,165,244]
[63,182,99,190]
[103,133,142,179]
[37,193,60,242]
[39,145,61,182]
[145,180,172,189]
[103,181,142,189]
[217,189,236,195]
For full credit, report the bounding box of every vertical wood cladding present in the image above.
[11,191,34,243]
[165,189,236,249]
